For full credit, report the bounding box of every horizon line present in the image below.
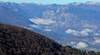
[0,1,100,5]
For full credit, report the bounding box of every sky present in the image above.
[0,0,100,4]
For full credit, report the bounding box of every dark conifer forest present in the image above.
[0,23,100,55]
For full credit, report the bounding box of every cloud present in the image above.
[65,29,79,36]
[65,29,76,34]
[44,29,52,31]
[80,31,89,36]
[65,29,93,36]
[23,27,33,30]
[30,24,38,28]
[83,29,93,32]
[70,42,76,45]
[95,39,100,44]
[80,29,93,36]
[67,42,76,46]
[91,37,100,44]
[94,33,100,36]
[29,18,55,25]
[75,42,88,49]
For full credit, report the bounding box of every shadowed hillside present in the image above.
[0,23,100,55]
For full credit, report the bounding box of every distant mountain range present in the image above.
[0,1,100,51]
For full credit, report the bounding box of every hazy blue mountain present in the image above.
[0,6,35,27]
[0,1,100,51]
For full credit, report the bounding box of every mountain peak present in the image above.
[84,1,100,5]
[67,1,100,5]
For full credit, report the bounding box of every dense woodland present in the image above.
[0,23,100,55]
